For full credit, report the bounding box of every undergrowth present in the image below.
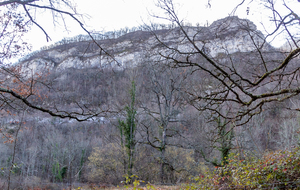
[185,147,300,189]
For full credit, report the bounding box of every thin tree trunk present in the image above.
[160,129,166,184]
[7,112,26,190]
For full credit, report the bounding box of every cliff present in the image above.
[18,16,273,74]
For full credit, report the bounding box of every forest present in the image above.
[1,0,300,189]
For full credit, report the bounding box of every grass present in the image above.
[74,184,183,190]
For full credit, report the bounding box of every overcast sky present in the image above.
[25,0,300,51]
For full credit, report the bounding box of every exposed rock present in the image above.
[18,16,274,75]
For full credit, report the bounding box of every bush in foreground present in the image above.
[187,147,300,189]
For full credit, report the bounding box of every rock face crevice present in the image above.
[19,16,274,74]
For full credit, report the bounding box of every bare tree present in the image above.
[0,0,115,121]
[151,0,300,127]
[139,56,188,183]
[0,3,115,188]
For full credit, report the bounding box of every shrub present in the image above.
[24,176,42,188]
[164,147,207,183]
[190,147,300,189]
[87,143,125,184]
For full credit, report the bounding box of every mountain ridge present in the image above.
[18,16,274,74]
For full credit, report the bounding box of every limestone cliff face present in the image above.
[19,16,273,74]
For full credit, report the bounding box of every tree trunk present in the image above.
[160,129,166,184]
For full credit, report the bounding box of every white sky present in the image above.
[25,0,300,51]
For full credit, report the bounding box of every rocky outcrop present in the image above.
[19,16,273,74]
